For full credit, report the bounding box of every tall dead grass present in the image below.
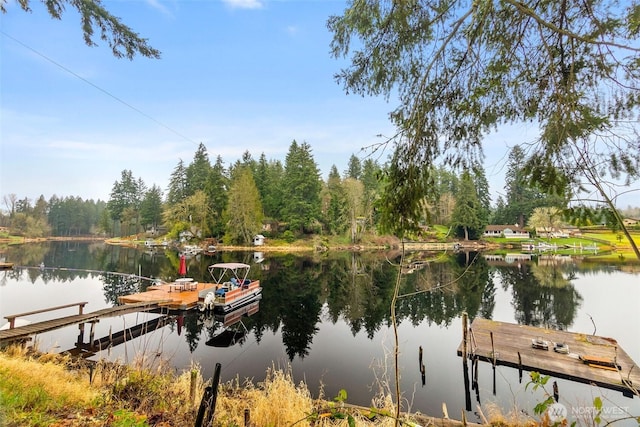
[0,345,500,426]
[0,345,420,426]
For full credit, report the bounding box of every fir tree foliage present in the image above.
[450,169,486,240]
[282,140,322,234]
[185,143,212,197]
[345,154,362,179]
[140,185,163,232]
[2,0,161,60]
[322,165,348,235]
[107,170,144,234]
[166,159,187,206]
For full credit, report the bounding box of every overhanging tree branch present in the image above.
[2,0,161,59]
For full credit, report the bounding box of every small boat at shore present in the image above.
[198,262,261,313]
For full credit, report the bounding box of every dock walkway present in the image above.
[458,318,639,395]
[0,302,160,344]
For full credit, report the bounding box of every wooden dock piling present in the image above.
[462,312,468,360]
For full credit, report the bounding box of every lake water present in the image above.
[1,241,638,424]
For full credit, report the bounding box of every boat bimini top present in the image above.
[208,262,251,285]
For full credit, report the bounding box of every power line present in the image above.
[1,30,199,146]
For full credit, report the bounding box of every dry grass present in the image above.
[1,345,527,426]
[1,351,99,405]
[193,364,408,426]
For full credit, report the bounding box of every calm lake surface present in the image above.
[1,241,639,424]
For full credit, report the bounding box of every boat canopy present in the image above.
[208,262,251,284]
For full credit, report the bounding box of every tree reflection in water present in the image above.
[5,242,585,359]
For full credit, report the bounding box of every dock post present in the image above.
[419,345,425,385]
[518,351,523,383]
[473,356,480,404]
[472,355,478,389]
[190,369,198,406]
[89,321,97,350]
[462,313,472,412]
[463,355,472,411]
[244,408,251,426]
[490,331,497,366]
[77,322,85,346]
[492,336,497,396]
[462,312,468,360]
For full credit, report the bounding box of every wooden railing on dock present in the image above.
[0,302,162,344]
[4,302,88,329]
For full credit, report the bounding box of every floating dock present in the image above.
[118,281,217,310]
[458,318,639,395]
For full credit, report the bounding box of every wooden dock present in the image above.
[458,318,640,395]
[0,302,161,344]
[117,281,217,311]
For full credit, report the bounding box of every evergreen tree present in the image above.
[166,159,187,205]
[504,145,544,226]
[450,169,485,240]
[255,153,270,206]
[282,141,322,234]
[345,154,362,180]
[472,165,491,226]
[259,157,285,221]
[360,158,382,233]
[496,145,565,227]
[140,185,163,233]
[185,143,212,196]
[491,196,509,225]
[107,170,144,235]
[205,155,229,237]
[322,165,347,235]
[5,0,161,60]
[33,195,48,220]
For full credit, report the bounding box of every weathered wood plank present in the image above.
[458,318,639,395]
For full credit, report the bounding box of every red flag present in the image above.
[179,254,187,276]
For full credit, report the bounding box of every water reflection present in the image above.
[4,243,590,357]
[493,256,583,329]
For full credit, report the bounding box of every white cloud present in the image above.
[145,0,173,17]
[222,0,264,10]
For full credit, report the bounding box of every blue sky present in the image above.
[3,0,633,209]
